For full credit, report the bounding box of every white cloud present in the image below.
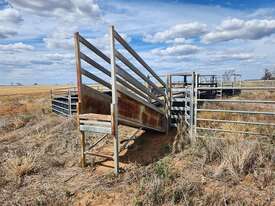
[144,22,208,43]
[207,52,254,62]
[8,0,101,19]
[0,7,23,38]
[0,42,34,51]
[202,18,275,43]
[43,31,74,50]
[152,44,201,56]
[165,37,193,44]
[0,7,22,24]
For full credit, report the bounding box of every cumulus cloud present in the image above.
[45,53,74,61]
[0,42,34,51]
[202,18,275,43]
[144,22,207,43]
[207,51,254,62]
[152,44,201,56]
[43,31,74,50]
[0,7,23,38]
[8,0,101,19]
[165,37,194,44]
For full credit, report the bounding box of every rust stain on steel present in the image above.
[79,85,166,131]
[80,84,111,114]
[118,93,165,130]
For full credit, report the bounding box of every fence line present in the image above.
[188,75,275,138]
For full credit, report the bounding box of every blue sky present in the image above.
[1,0,275,85]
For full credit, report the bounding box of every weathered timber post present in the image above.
[110,25,119,175]
[74,32,86,167]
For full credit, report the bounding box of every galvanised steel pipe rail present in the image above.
[197,108,275,115]
[198,87,275,90]
[197,118,275,126]
[188,73,275,139]
[196,127,270,137]
[197,99,275,104]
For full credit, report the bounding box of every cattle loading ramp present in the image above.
[72,26,242,174]
[74,26,168,174]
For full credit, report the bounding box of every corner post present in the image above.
[110,25,119,175]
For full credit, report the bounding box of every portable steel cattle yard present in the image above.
[54,25,275,174]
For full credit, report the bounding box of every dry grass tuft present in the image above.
[193,137,226,165]
[173,117,190,153]
[5,153,36,185]
[215,140,261,179]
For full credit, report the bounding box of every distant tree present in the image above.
[16,82,23,86]
[33,83,38,85]
[262,69,273,80]
[223,69,235,81]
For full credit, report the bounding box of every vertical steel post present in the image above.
[50,89,53,112]
[220,79,223,99]
[190,72,195,142]
[194,73,198,141]
[110,25,119,175]
[146,75,151,103]
[74,32,85,167]
[166,74,172,130]
[68,89,72,116]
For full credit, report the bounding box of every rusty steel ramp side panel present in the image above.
[79,84,111,115]
[78,85,166,132]
[118,93,166,132]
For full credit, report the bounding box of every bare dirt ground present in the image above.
[0,91,274,206]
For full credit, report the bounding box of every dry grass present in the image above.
[172,117,190,153]
[0,85,274,205]
[4,153,36,185]
[0,85,73,96]
[215,140,261,179]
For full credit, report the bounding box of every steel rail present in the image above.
[115,50,165,96]
[197,118,275,126]
[197,108,275,115]
[197,99,275,104]
[79,37,164,106]
[196,127,269,136]
[113,30,166,87]
[197,87,275,90]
